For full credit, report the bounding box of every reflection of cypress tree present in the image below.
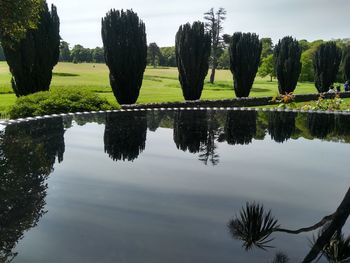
[0,118,65,262]
[307,113,335,139]
[173,110,208,153]
[104,112,147,162]
[198,112,221,166]
[224,111,257,145]
[268,112,296,143]
[334,115,350,137]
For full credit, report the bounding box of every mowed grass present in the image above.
[0,62,318,113]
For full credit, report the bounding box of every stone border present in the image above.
[1,105,350,127]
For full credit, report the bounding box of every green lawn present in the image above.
[0,62,320,114]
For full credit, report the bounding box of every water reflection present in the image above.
[0,118,65,262]
[308,113,336,139]
[228,186,350,262]
[268,112,296,143]
[222,111,257,145]
[104,112,147,162]
[173,110,208,153]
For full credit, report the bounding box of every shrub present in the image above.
[101,9,147,105]
[175,21,211,101]
[9,89,118,119]
[229,32,262,97]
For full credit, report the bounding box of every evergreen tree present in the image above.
[147,42,162,68]
[342,46,350,83]
[3,2,60,96]
[102,9,147,104]
[313,42,342,93]
[229,32,262,97]
[59,41,71,62]
[274,36,302,94]
[204,8,226,84]
[175,21,211,100]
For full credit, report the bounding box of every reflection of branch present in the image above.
[274,214,335,235]
[302,187,350,263]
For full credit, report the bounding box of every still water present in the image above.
[1,110,350,263]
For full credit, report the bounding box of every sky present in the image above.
[46,0,350,48]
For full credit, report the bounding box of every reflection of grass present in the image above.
[0,62,321,115]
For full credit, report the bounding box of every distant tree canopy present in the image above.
[0,0,43,45]
[59,41,71,62]
[258,54,275,81]
[261,37,273,59]
[147,42,162,68]
[159,46,176,67]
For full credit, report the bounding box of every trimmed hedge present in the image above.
[9,89,118,119]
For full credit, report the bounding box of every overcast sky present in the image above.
[46,0,350,48]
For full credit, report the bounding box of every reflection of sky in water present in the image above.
[14,119,350,263]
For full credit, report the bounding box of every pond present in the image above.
[1,109,350,263]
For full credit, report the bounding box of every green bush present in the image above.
[9,89,118,119]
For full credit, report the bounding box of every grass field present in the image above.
[0,61,322,114]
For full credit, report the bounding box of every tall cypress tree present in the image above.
[274,36,302,94]
[3,2,60,97]
[101,9,147,105]
[342,46,350,83]
[229,32,262,98]
[175,22,211,100]
[313,42,342,93]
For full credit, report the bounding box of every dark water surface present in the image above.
[1,110,350,263]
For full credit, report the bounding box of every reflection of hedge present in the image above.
[0,118,65,262]
[223,111,257,145]
[268,112,296,143]
[174,110,208,153]
[104,112,147,162]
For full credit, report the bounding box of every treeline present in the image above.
[59,41,105,63]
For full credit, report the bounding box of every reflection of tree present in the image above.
[228,186,350,263]
[0,118,65,262]
[173,110,208,153]
[307,113,335,139]
[268,112,296,143]
[147,111,167,132]
[198,111,221,166]
[223,111,257,145]
[104,112,147,162]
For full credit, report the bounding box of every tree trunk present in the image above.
[210,66,216,84]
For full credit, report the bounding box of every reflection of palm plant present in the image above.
[228,203,279,250]
[270,252,290,263]
[312,232,350,263]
